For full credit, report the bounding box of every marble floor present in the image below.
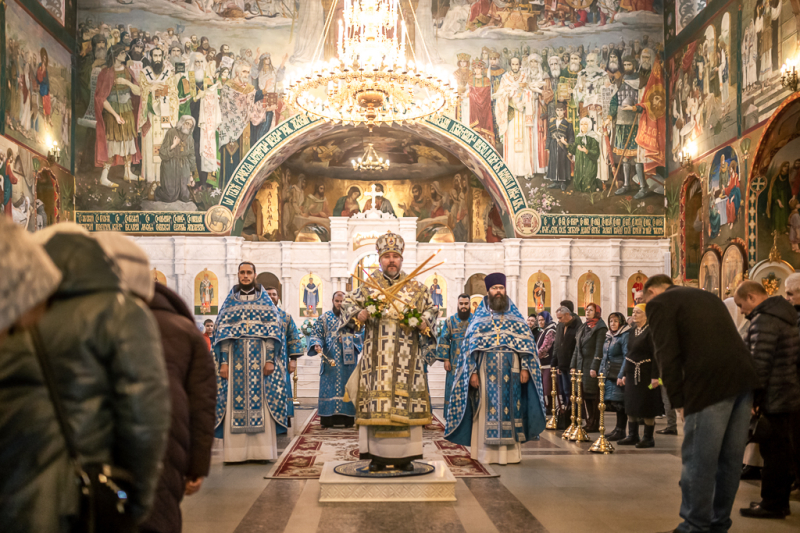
[181,403,800,533]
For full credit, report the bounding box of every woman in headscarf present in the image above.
[600,311,631,441]
[570,302,608,432]
[536,311,557,413]
[618,303,662,448]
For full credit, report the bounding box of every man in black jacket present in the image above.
[552,302,581,408]
[734,281,800,519]
[645,274,758,533]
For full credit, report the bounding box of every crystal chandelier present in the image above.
[285,0,456,131]
[352,143,390,172]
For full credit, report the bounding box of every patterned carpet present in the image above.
[266,410,497,478]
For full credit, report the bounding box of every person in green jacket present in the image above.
[569,117,601,193]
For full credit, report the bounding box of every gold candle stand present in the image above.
[590,373,614,454]
[545,369,559,430]
[562,370,577,439]
[569,370,591,442]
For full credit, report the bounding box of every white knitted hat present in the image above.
[0,217,62,332]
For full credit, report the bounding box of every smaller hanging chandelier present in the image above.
[352,143,390,172]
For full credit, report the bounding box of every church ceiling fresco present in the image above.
[34,0,667,237]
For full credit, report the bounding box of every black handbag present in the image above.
[30,327,138,533]
[554,406,570,430]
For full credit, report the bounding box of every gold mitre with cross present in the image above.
[376,231,404,258]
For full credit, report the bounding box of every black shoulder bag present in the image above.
[30,327,138,533]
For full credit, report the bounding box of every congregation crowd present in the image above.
[1,215,799,533]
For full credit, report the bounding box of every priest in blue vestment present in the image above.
[437,293,473,411]
[308,290,363,428]
[264,286,303,435]
[445,273,546,465]
[214,262,290,463]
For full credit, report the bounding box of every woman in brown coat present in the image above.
[140,282,217,533]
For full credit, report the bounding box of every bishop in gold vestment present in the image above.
[342,232,439,472]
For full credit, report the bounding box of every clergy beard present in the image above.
[607,61,619,73]
[457,309,471,320]
[151,60,164,76]
[129,51,143,61]
[333,306,341,317]
[195,69,205,83]
[569,60,581,73]
[239,281,256,292]
[488,293,508,312]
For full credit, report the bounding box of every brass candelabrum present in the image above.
[569,370,591,442]
[562,370,577,439]
[546,369,559,430]
[590,373,615,454]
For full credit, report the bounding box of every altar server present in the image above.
[214,262,291,462]
[308,291,363,427]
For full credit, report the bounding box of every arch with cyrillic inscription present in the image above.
[217,114,529,237]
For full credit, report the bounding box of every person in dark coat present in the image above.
[536,311,557,412]
[0,227,170,533]
[140,283,217,533]
[783,273,800,493]
[600,311,630,441]
[734,281,800,519]
[570,302,607,432]
[553,302,581,407]
[618,304,660,448]
[645,275,758,533]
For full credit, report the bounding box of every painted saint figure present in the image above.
[582,277,596,309]
[341,232,439,472]
[445,273,546,465]
[304,277,320,317]
[767,161,792,233]
[430,277,444,308]
[308,291,363,428]
[94,43,141,188]
[36,48,52,126]
[333,186,362,217]
[533,277,546,312]
[214,262,291,462]
[199,271,214,314]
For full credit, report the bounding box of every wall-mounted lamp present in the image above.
[781,58,800,92]
[47,140,61,165]
[680,141,696,170]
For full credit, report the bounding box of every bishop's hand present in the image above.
[263,361,275,376]
[357,309,369,323]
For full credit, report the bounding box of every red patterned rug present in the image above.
[266,410,497,479]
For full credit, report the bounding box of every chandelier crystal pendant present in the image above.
[286,0,456,131]
[352,143,390,172]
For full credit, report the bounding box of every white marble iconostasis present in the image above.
[134,217,669,400]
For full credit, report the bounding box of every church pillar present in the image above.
[171,236,189,305]
[224,237,243,298]
[399,218,419,272]
[503,238,522,306]
[281,241,293,315]
[609,239,622,314]
[453,242,466,308]
[558,239,573,306]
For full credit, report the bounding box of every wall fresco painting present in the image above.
[425,274,447,316]
[5,0,73,168]
[699,249,720,295]
[194,268,219,315]
[152,268,167,285]
[577,271,601,316]
[627,271,647,314]
[300,272,322,318]
[70,0,666,237]
[668,5,737,171]
[527,271,551,316]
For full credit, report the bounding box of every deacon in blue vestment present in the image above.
[264,286,304,433]
[214,262,290,463]
[445,273,546,465]
[308,290,363,427]
[436,293,473,411]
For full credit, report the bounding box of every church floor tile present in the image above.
[182,407,800,533]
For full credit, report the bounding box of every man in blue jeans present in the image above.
[645,275,759,533]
